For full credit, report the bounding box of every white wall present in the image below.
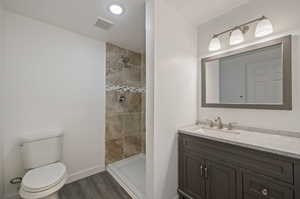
[152,0,198,198]
[1,11,106,197]
[198,0,300,132]
[0,0,5,198]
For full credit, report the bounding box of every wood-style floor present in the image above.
[59,171,131,199]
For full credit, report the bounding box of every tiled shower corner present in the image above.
[105,43,146,165]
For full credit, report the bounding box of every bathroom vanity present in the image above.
[178,126,300,199]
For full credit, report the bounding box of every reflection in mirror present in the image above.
[206,44,282,104]
[202,35,292,110]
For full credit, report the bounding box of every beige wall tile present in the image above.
[105,139,124,164]
[127,50,142,66]
[123,136,142,158]
[125,92,142,112]
[105,43,145,164]
[123,113,141,135]
[106,114,123,141]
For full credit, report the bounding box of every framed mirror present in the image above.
[201,35,292,110]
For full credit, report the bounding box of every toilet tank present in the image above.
[21,130,63,170]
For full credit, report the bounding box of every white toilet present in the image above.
[19,130,68,199]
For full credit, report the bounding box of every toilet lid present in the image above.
[22,162,67,192]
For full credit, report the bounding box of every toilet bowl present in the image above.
[19,130,67,199]
[19,162,68,199]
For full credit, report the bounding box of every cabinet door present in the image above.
[205,160,237,199]
[181,152,206,199]
[243,173,293,199]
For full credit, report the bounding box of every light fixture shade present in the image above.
[230,29,244,45]
[209,37,221,51]
[255,18,273,37]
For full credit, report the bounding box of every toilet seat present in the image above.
[20,162,68,199]
[22,162,67,192]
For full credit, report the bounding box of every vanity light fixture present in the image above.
[255,16,274,37]
[229,28,245,45]
[109,4,124,15]
[208,16,273,51]
[208,36,221,51]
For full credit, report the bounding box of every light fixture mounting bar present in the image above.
[213,16,266,38]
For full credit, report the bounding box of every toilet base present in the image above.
[20,192,60,199]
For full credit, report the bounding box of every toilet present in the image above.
[19,130,68,199]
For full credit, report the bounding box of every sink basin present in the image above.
[199,126,240,135]
[182,125,203,132]
[182,125,240,135]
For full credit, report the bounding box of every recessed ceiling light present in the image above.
[109,4,124,15]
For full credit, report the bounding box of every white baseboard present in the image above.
[67,165,105,184]
[5,193,20,199]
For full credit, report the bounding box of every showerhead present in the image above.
[121,56,130,64]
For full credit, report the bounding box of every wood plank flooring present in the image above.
[59,171,131,199]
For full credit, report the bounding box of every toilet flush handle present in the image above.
[10,177,22,185]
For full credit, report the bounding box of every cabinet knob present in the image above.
[261,188,268,196]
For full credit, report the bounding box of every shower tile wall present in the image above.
[105,43,146,165]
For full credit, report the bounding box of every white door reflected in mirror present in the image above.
[205,44,282,104]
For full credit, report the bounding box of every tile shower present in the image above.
[105,43,146,198]
[105,43,146,165]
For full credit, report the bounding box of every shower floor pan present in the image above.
[107,154,145,199]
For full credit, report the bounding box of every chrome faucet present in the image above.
[215,117,223,129]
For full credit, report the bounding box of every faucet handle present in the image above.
[227,122,238,130]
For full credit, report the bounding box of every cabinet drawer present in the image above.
[243,173,293,199]
[181,135,294,183]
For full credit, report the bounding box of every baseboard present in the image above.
[67,165,105,184]
[5,193,21,199]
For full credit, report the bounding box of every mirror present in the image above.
[202,35,292,110]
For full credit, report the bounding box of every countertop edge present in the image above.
[178,129,300,160]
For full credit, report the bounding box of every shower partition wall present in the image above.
[105,43,146,165]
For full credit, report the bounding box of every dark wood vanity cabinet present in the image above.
[181,152,206,199]
[205,160,237,199]
[179,151,237,199]
[178,133,300,199]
